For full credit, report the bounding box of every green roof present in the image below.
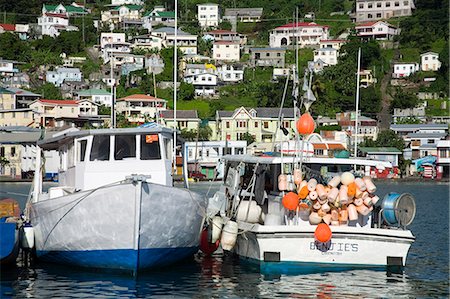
[112,5,143,11]
[157,11,175,18]
[0,87,14,94]
[44,4,57,11]
[77,89,111,96]
[44,4,87,14]
[359,147,402,154]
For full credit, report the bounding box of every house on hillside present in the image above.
[216,63,244,83]
[197,3,220,28]
[101,4,143,28]
[204,29,246,46]
[37,11,78,37]
[143,6,175,28]
[393,62,419,78]
[223,8,263,23]
[151,27,197,54]
[116,94,167,123]
[359,147,402,167]
[354,0,415,22]
[183,73,219,98]
[42,3,88,16]
[160,110,200,131]
[46,67,82,87]
[336,111,379,147]
[359,69,377,88]
[76,89,113,107]
[111,0,143,5]
[213,41,240,61]
[269,22,329,48]
[0,23,29,40]
[130,34,164,51]
[355,20,399,40]
[319,39,346,50]
[313,48,338,67]
[145,54,165,74]
[249,48,286,67]
[420,52,441,72]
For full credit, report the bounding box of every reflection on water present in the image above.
[3,254,447,299]
[0,181,448,298]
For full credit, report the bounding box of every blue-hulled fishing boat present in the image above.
[0,199,20,265]
[26,127,206,273]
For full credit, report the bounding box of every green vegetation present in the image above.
[426,99,450,117]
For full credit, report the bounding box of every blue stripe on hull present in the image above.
[241,258,385,275]
[36,247,198,271]
[0,223,19,264]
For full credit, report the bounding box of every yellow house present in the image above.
[30,99,79,127]
[116,94,167,124]
[0,109,35,127]
[159,110,200,131]
[215,107,296,142]
[0,144,21,179]
[0,87,15,110]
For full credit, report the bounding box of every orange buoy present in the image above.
[315,223,332,243]
[296,113,316,135]
[199,228,219,255]
[282,192,299,211]
[347,182,357,197]
[298,186,309,199]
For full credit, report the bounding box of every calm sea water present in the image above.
[0,181,448,298]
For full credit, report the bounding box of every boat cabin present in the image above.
[38,127,174,191]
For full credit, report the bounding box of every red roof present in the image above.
[355,21,378,28]
[117,94,166,101]
[39,99,78,105]
[312,143,346,150]
[0,24,15,31]
[45,13,68,19]
[275,22,329,30]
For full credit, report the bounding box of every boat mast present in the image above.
[173,0,178,174]
[354,47,361,164]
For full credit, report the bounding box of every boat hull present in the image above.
[30,181,206,271]
[0,222,19,265]
[234,223,415,273]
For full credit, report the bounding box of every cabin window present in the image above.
[114,135,136,160]
[90,135,110,161]
[77,140,87,162]
[164,138,172,160]
[140,134,161,160]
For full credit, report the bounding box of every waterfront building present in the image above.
[159,110,200,132]
[215,106,296,142]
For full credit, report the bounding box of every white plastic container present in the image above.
[211,216,223,243]
[221,221,238,251]
[22,224,34,249]
[236,201,262,223]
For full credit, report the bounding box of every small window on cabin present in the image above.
[140,134,161,160]
[164,138,172,160]
[114,135,136,160]
[90,135,110,161]
[77,140,87,162]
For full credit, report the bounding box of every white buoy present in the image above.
[236,201,262,223]
[220,221,238,251]
[22,224,34,249]
[211,216,223,243]
[341,172,355,186]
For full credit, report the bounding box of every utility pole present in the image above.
[354,47,361,161]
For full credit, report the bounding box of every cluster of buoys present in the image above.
[281,172,379,226]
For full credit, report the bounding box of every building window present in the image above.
[376,13,382,18]
[263,121,269,129]
[359,3,364,9]
[427,139,435,144]
[11,147,16,157]
[386,2,391,7]
[368,3,373,8]
[254,122,258,128]
[368,14,373,18]
[403,0,408,5]
[377,2,382,7]
[226,121,230,128]
[394,1,399,6]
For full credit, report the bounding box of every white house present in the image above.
[269,22,329,48]
[216,63,244,83]
[143,6,175,28]
[130,34,164,51]
[393,63,419,78]
[0,58,20,76]
[204,29,246,45]
[213,41,240,61]
[197,3,219,28]
[101,4,143,26]
[420,52,441,72]
[116,94,167,123]
[0,23,29,40]
[100,32,126,49]
[355,0,415,22]
[313,47,338,66]
[184,64,216,77]
[42,4,88,16]
[355,20,399,40]
[76,89,113,107]
[184,73,218,97]
[46,67,82,87]
[111,0,143,5]
[152,27,197,54]
[37,12,78,37]
[319,39,346,50]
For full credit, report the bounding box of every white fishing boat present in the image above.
[206,154,416,273]
[26,127,206,272]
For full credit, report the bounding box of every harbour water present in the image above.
[1,181,448,298]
